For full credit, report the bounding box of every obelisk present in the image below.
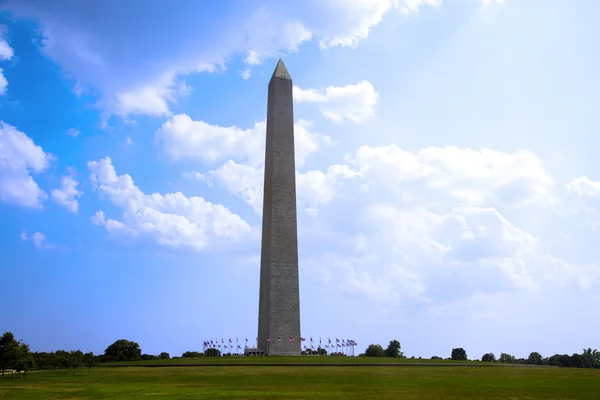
[257,59,301,356]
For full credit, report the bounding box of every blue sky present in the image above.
[1,0,600,360]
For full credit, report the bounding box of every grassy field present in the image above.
[2,365,600,400]
[108,355,477,366]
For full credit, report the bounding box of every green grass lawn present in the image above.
[1,365,599,400]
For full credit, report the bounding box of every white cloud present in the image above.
[564,176,600,227]
[238,69,251,80]
[155,114,328,167]
[244,50,263,66]
[566,176,600,197]
[0,35,13,60]
[0,0,443,119]
[315,0,440,49]
[182,171,213,186]
[0,122,53,209]
[480,0,504,5]
[0,69,7,95]
[20,231,55,250]
[209,159,357,216]
[282,22,313,51]
[208,142,591,307]
[90,210,105,225]
[51,174,83,213]
[89,209,136,235]
[211,161,264,214]
[349,145,555,208]
[295,165,359,214]
[110,72,190,118]
[398,0,442,14]
[213,144,555,219]
[240,13,312,66]
[0,31,14,95]
[66,128,80,138]
[294,81,379,124]
[316,0,394,49]
[87,157,253,251]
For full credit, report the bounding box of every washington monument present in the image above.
[257,59,302,355]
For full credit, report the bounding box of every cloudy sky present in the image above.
[1,0,600,359]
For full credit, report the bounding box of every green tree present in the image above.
[451,348,468,361]
[11,342,35,379]
[481,353,496,362]
[548,353,570,367]
[499,353,516,363]
[581,348,600,368]
[32,352,50,370]
[385,340,403,358]
[182,351,203,358]
[0,332,19,376]
[69,351,84,374]
[204,348,220,357]
[55,350,70,370]
[104,339,142,361]
[364,344,385,357]
[83,352,97,374]
[527,352,543,365]
[159,352,170,360]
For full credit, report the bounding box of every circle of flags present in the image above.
[201,337,358,356]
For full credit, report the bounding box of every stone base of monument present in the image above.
[243,348,265,357]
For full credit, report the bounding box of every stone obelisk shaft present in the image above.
[257,59,301,355]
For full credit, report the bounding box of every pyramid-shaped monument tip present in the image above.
[271,58,292,80]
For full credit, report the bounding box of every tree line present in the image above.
[2,331,599,376]
[0,332,233,378]
[360,341,600,369]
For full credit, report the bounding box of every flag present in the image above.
[267,338,271,342]
[336,338,340,343]
[301,338,306,341]
[289,337,294,342]
[278,337,282,342]
[328,338,331,344]
[310,337,313,342]
[238,345,242,349]
[229,338,232,343]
